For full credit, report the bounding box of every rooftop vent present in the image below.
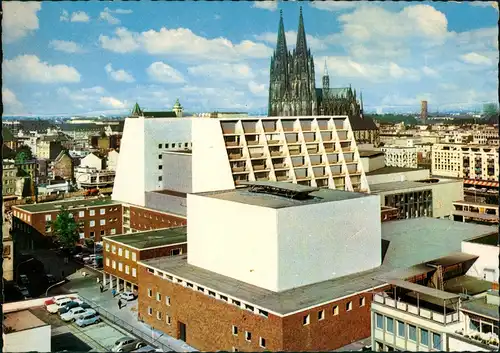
[240,181,319,200]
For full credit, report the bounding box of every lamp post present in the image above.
[16,258,34,283]
[45,280,66,297]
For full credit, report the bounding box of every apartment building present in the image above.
[381,146,418,169]
[12,198,123,245]
[431,144,499,182]
[453,201,499,224]
[102,227,187,292]
[134,181,496,351]
[122,204,186,234]
[473,128,499,145]
[3,160,18,197]
[75,166,115,189]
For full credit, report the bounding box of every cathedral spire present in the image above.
[322,60,329,90]
[295,6,308,57]
[275,9,288,58]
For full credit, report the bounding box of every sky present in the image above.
[2,0,499,116]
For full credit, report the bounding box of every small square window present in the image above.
[158,154,162,159]
[90,231,95,238]
[232,325,238,335]
[245,331,251,341]
[156,293,162,301]
[148,307,152,315]
[165,143,170,148]
[232,348,238,352]
[111,228,116,234]
[45,214,52,222]
[158,176,162,181]
[100,230,105,236]
[90,210,95,216]
[259,337,266,348]
[79,232,85,239]
[148,289,152,297]
[166,315,171,325]
[360,297,365,307]
[100,219,106,226]
[156,311,162,320]
[318,310,325,321]
[346,301,352,311]
[333,305,339,315]
[166,296,171,306]
[100,208,105,215]
[303,314,310,325]
[90,220,95,227]
[159,165,163,170]
[158,144,163,149]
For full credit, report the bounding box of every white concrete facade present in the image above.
[107,150,119,171]
[80,153,103,170]
[187,192,381,292]
[462,240,499,282]
[366,168,430,185]
[381,146,418,168]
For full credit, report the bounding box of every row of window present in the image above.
[14,211,31,223]
[158,142,191,150]
[3,187,15,194]
[106,243,137,261]
[107,258,138,277]
[147,307,172,325]
[146,268,269,318]
[302,297,365,325]
[43,207,119,222]
[147,289,171,306]
[232,326,267,348]
[375,313,442,350]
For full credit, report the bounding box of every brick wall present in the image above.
[139,243,187,261]
[130,206,186,231]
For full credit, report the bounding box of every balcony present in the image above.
[231,166,246,173]
[228,153,243,160]
[249,153,266,160]
[289,149,301,156]
[267,140,281,145]
[252,164,266,171]
[246,140,261,146]
[276,175,289,181]
[270,150,284,157]
[225,140,239,147]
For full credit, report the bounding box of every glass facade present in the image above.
[420,328,429,346]
[376,313,384,329]
[386,317,394,333]
[385,190,433,219]
[432,333,442,350]
[397,320,405,337]
[408,325,417,342]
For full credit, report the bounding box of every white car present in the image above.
[120,291,137,301]
[61,307,94,322]
[82,254,97,262]
[46,297,82,314]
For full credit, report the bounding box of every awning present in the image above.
[464,179,499,187]
[384,279,461,300]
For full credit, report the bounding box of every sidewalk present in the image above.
[62,271,196,352]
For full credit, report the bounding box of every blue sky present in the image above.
[2,1,498,116]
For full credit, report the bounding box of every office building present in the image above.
[381,146,418,169]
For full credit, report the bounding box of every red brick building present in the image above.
[123,204,186,233]
[102,227,187,292]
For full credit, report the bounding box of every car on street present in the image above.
[132,345,163,353]
[19,274,30,286]
[75,311,101,327]
[112,337,146,352]
[120,291,137,301]
[45,274,57,284]
[61,307,95,322]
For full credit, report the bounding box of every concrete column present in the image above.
[109,274,113,290]
[103,272,107,286]
[116,278,121,293]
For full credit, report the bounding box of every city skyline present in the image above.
[2,1,498,116]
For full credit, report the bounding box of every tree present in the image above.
[15,146,33,165]
[50,206,79,249]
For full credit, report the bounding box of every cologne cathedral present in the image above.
[268,8,379,146]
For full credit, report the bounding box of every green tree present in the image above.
[14,146,33,164]
[50,206,79,249]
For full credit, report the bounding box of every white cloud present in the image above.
[105,63,135,82]
[255,31,329,51]
[2,88,24,113]
[3,55,81,83]
[253,1,278,11]
[422,66,439,77]
[113,9,133,14]
[99,27,272,61]
[248,81,268,96]
[100,96,127,109]
[49,40,85,53]
[310,1,360,11]
[3,2,41,43]
[460,52,493,65]
[470,2,498,10]
[187,63,255,81]
[71,11,90,22]
[146,62,185,83]
[60,10,69,22]
[100,8,120,25]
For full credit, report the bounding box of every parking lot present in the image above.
[30,305,141,352]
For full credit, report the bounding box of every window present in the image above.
[148,289,152,297]
[232,348,238,352]
[100,208,105,215]
[90,210,95,216]
[166,296,171,306]
[170,248,182,256]
[112,260,116,269]
[232,299,241,306]
[166,315,171,325]
[158,176,162,182]
[303,314,310,326]
[132,252,136,261]
[77,210,84,217]
[386,317,394,334]
[232,325,238,335]
[432,333,441,350]
[112,245,116,253]
[159,165,163,170]
[90,231,95,238]
[132,268,137,277]
[125,250,129,259]
[118,248,123,256]
[346,301,352,311]
[118,263,123,272]
[156,293,162,301]
[106,258,110,266]
[148,307,152,315]
[420,328,429,346]
[318,310,325,321]
[111,228,116,235]
[376,313,383,329]
[158,144,163,149]
[90,220,95,227]
[165,143,170,148]
[397,321,405,337]
[125,265,130,274]
[156,311,162,320]
[245,304,254,311]
[158,154,162,159]
[45,214,52,222]
[100,219,106,226]
[245,331,252,341]
[333,305,339,316]
[79,232,85,239]
[259,337,266,348]
[197,286,205,292]
[360,297,365,307]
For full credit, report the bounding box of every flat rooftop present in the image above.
[195,186,369,209]
[370,179,459,193]
[141,218,496,315]
[454,200,498,208]
[445,275,494,296]
[359,150,384,158]
[15,197,120,213]
[465,232,499,246]
[3,310,47,332]
[104,226,187,249]
[461,293,499,320]
[366,166,428,176]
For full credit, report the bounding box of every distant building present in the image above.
[107,150,119,171]
[421,100,428,123]
[35,136,64,160]
[381,146,418,169]
[453,201,499,225]
[2,160,18,197]
[52,150,74,181]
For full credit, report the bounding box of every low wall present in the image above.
[3,293,78,313]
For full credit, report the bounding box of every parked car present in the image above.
[47,297,82,314]
[45,274,57,284]
[132,345,163,353]
[19,274,30,286]
[61,307,94,322]
[14,284,31,299]
[120,291,137,301]
[480,188,487,193]
[45,298,55,306]
[59,301,84,314]
[112,337,146,352]
[75,311,101,327]
[487,189,497,194]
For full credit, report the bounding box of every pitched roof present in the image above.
[54,149,72,162]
